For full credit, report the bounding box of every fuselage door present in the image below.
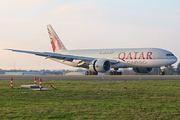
[152,52,157,59]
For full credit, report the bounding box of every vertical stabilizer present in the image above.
[47,25,67,52]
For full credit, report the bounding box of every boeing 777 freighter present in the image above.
[6,25,177,75]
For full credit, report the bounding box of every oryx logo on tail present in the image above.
[47,25,67,52]
[48,28,61,52]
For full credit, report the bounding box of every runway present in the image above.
[0,75,180,81]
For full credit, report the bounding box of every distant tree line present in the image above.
[1,63,180,75]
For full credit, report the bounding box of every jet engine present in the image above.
[133,68,153,73]
[89,59,111,72]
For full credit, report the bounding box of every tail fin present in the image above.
[47,25,67,52]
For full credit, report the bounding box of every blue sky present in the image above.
[1,0,180,70]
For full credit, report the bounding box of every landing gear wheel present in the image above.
[89,71,92,75]
[85,71,98,75]
[109,71,122,75]
[109,71,113,75]
[117,72,122,75]
[113,71,117,75]
[92,72,96,75]
[85,71,89,75]
[94,72,98,75]
[161,71,165,75]
[160,66,167,75]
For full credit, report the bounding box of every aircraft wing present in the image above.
[5,49,118,63]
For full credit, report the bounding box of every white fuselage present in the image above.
[53,48,177,69]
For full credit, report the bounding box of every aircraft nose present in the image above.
[174,55,178,63]
[165,53,178,65]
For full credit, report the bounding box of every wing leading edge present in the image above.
[5,49,118,63]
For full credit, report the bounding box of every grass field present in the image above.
[1,80,180,119]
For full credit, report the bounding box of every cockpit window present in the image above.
[166,54,174,56]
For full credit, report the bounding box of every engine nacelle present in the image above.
[133,68,153,73]
[89,59,111,72]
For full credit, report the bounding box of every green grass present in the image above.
[1,80,180,119]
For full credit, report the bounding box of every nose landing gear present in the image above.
[161,71,165,75]
[160,66,168,75]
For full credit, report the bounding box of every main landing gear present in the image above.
[85,68,122,75]
[85,71,98,75]
[109,68,122,75]
[109,71,122,75]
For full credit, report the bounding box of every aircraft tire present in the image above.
[94,72,98,75]
[85,71,89,75]
[117,72,122,75]
[161,71,165,75]
[93,72,96,75]
[113,71,117,75]
[109,71,113,75]
[89,71,92,75]
[109,71,122,75]
[85,71,98,75]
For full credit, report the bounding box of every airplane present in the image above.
[6,25,178,75]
